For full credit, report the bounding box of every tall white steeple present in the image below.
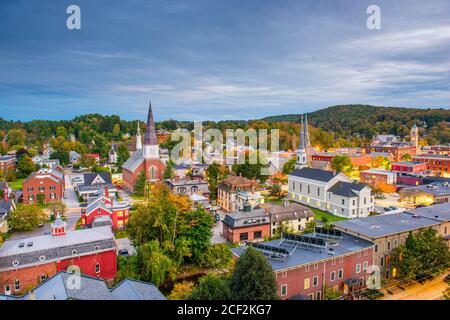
[143,101,159,159]
[296,114,308,169]
[136,120,142,150]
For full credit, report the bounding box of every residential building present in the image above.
[0,181,15,233]
[391,161,427,174]
[109,143,119,164]
[0,155,16,176]
[165,177,210,197]
[399,182,450,205]
[76,172,117,200]
[85,153,100,163]
[265,199,314,236]
[69,151,81,164]
[231,231,374,300]
[217,175,261,212]
[412,154,450,176]
[360,169,397,187]
[333,211,442,279]
[22,168,64,204]
[80,188,130,230]
[288,167,374,218]
[222,204,270,244]
[0,218,117,295]
[122,103,166,192]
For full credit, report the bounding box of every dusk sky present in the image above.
[0,0,449,122]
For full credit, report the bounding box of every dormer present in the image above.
[51,215,67,236]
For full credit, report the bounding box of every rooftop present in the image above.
[223,208,269,228]
[402,182,450,196]
[361,168,395,175]
[333,212,440,239]
[289,167,337,183]
[405,203,450,222]
[231,232,373,271]
[328,181,369,197]
[392,161,425,166]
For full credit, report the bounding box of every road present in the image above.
[379,273,449,300]
[374,193,415,210]
[63,171,82,209]
[211,210,227,244]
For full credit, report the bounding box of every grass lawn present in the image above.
[310,208,348,222]
[130,194,145,201]
[8,178,25,190]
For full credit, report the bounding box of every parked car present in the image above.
[215,213,221,222]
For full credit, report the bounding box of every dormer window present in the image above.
[12,260,19,267]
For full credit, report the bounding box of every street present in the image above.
[63,171,82,209]
[379,272,449,300]
[211,210,227,244]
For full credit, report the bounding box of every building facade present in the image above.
[0,155,16,177]
[217,175,260,212]
[22,169,65,204]
[391,161,427,174]
[222,206,270,244]
[412,154,450,176]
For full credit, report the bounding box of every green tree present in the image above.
[163,159,175,180]
[56,126,68,140]
[303,220,317,234]
[199,243,233,269]
[116,144,130,169]
[323,285,342,300]
[229,246,278,300]
[331,155,353,174]
[17,155,36,177]
[50,151,69,166]
[190,273,232,300]
[282,157,297,175]
[8,204,47,231]
[36,193,45,205]
[391,229,450,279]
[206,163,229,200]
[7,128,26,147]
[134,170,147,196]
[401,154,412,161]
[138,240,176,286]
[268,184,282,198]
[168,281,195,300]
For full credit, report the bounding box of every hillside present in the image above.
[262,105,450,143]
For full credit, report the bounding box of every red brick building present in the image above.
[22,169,65,204]
[231,231,374,300]
[365,145,416,161]
[222,206,270,244]
[0,217,117,295]
[122,103,166,192]
[412,154,450,175]
[81,188,130,230]
[391,161,427,174]
[312,153,372,168]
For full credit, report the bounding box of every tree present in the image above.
[199,243,233,269]
[268,184,282,198]
[229,246,278,300]
[133,170,147,196]
[138,240,176,286]
[116,144,130,169]
[8,204,47,231]
[303,220,317,234]
[168,281,195,300]
[206,162,229,200]
[282,157,296,175]
[190,273,232,300]
[331,155,353,175]
[163,159,175,180]
[79,154,96,168]
[7,129,26,147]
[36,193,45,205]
[17,155,36,177]
[323,285,342,300]
[48,202,67,219]
[391,229,450,279]
[50,151,69,166]
[401,154,412,161]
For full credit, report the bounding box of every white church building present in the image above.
[288,114,374,219]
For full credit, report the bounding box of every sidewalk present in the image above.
[379,273,448,300]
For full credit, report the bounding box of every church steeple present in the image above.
[296,114,309,169]
[136,120,142,150]
[143,101,159,159]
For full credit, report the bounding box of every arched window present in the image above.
[149,166,157,180]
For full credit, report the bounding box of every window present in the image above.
[149,166,157,180]
[380,257,384,267]
[254,230,262,239]
[364,198,367,205]
[304,277,310,289]
[12,260,19,267]
[316,291,321,300]
[356,263,361,273]
[307,185,310,194]
[305,265,310,272]
[314,263,319,270]
[72,249,77,255]
[352,199,355,206]
[342,199,345,205]
[387,241,391,250]
[374,244,378,253]
[281,271,287,279]
[93,245,100,251]
[394,239,398,247]
[338,269,343,279]
[313,276,319,287]
[317,187,320,197]
[363,261,368,271]
[39,255,45,262]
[39,186,45,192]
[239,233,248,241]
[40,274,47,282]
[339,257,344,263]
[331,258,336,265]
[98,208,101,213]
[14,279,20,292]
[330,271,336,282]
[50,186,56,191]
[95,263,100,273]
[308,294,314,300]
[280,284,287,296]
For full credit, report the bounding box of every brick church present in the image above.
[122,102,166,192]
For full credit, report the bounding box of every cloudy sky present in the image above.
[0,0,449,121]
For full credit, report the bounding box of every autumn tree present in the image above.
[331,155,354,175]
[17,155,36,177]
[168,281,195,300]
[206,162,229,200]
[8,204,47,231]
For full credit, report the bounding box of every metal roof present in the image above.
[289,167,337,182]
[405,203,450,222]
[121,149,144,172]
[110,279,166,300]
[328,181,369,197]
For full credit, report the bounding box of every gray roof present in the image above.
[0,199,13,214]
[231,233,373,271]
[0,155,15,161]
[22,272,114,300]
[405,203,450,222]
[0,226,116,271]
[110,279,166,300]
[165,178,208,187]
[0,181,9,189]
[144,102,158,145]
[391,161,425,166]
[333,212,440,239]
[223,208,270,228]
[289,167,337,182]
[401,183,450,196]
[122,149,144,172]
[83,172,112,186]
[328,181,369,197]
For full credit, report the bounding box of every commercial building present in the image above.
[391,161,427,174]
[217,175,262,212]
[360,169,397,187]
[412,154,450,176]
[22,168,65,204]
[399,182,450,205]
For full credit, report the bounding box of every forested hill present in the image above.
[262,105,450,143]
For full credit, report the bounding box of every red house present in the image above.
[231,231,374,300]
[80,188,130,230]
[22,169,65,204]
[85,153,100,163]
[0,217,117,295]
[391,161,427,174]
[222,205,270,244]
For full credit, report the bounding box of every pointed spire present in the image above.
[304,113,310,147]
[299,115,306,150]
[144,101,158,145]
[136,120,142,150]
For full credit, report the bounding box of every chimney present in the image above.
[28,290,36,300]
